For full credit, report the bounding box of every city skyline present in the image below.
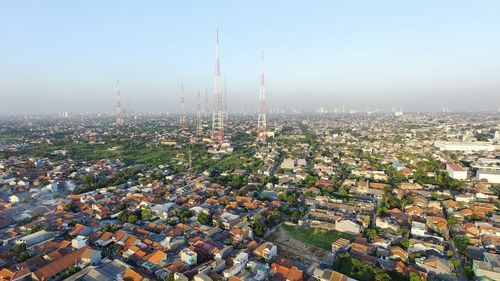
[1,1,500,114]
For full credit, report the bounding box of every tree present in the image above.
[15,251,31,262]
[197,213,211,225]
[290,210,301,223]
[64,266,81,277]
[453,236,470,255]
[447,216,458,226]
[364,228,378,240]
[127,214,138,224]
[11,242,26,254]
[102,224,119,232]
[252,219,267,237]
[141,207,153,221]
[165,272,174,281]
[409,272,422,281]
[399,238,409,250]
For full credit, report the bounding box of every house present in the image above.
[335,220,361,236]
[16,230,54,249]
[411,221,427,237]
[331,238,351,253]
[216,212,240,229]
[280,158,295,170]
[350,242,372,255]
[254,242,277,260]
[271,261,303,281]
[389,246,408,261]
[68,224,94,237]
[416,256,456,281]
[0,268,31,281]
[311,268,356,281]
[446,163,467,180]
[180,248,198,266]
[473,252,500,281]
[32,246,101,281]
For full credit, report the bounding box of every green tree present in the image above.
[252,219,267,237]
[15,251,31,262]
[141,207,153,221]
[409,272,422,281]
[165,272,174,281]
[11,242,26,254]
[64,266,81,277]
[197,213,211,225]
[453,236,470,255]
[127,214,138,224]
[102,224,119,232]
[447,216,458,226]
[399,238,409,250]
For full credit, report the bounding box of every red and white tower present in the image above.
[116,80,124,125]
[257,50,267,141]
[180,81,187,129]
[211,26,224,145]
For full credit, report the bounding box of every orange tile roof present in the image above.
[121,267,143,281]
[33,246,90,281]
[145,250,167,263]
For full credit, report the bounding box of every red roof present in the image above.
[448,163,465,172]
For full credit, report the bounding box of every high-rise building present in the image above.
[180,82,187,129]
[196,91,203,135]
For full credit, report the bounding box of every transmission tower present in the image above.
[116,80,124,125]
[257,50,267,141]
[210,26,224,145]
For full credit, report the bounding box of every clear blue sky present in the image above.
[1,1,499,114]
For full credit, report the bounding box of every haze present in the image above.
[1,1,500,114]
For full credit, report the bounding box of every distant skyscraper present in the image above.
[205,84,209,120]
[210,26,224,145]
[257,50,267,142]
[180,81,187,129]
[196,91,203,135]
[116,80,124,125]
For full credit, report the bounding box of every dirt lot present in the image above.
[267,225,334,270]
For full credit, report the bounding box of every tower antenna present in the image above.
[116,80,124,125]
[210,26,224,146]
[257,49,267,141]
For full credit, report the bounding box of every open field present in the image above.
[267,224,350,269]
[280,224,355,250]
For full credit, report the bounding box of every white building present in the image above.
[446,163,467,180]
[335,220,361,236]
[477,169,500,184]
[180,248,198,266]
[434,141,495,152]
[411,221,427,237]
[71,236,87,249]
[280,158,295,170]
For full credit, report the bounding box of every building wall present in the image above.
[477,172,500,184]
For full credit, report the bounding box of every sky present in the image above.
[1,1,500,114]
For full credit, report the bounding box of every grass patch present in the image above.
[281,224,354,251]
